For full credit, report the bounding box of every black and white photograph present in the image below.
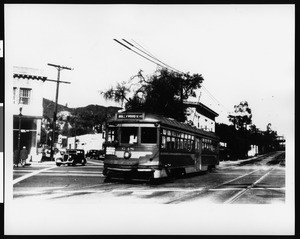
[4,4,295,235]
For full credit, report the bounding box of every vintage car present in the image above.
[55,149,86,166]
[86,149,105,160]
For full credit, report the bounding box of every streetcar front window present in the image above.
[141,127,157,144]
[121,127,138,144]
[107,127,117,143]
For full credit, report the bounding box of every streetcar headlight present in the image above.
[124,151,131,159]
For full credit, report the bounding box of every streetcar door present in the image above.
[195,137,201,171]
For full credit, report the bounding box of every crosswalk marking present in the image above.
[13,166,57,185]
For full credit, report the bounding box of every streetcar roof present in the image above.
[107,112,219,140]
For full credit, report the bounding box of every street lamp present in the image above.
[17,104,23,165]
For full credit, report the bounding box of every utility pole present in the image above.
[47,63,73,160]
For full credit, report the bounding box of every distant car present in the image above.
[56,149,86,166]
[41,148,54,161]
[86,149,105,160]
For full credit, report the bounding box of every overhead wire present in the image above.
[131,39,158,59]
[201,86,231,114]
[113,39,167,69]
[114,38,231,116]
[123,39,187,75]
[126,40,229,112]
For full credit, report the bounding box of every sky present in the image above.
[5,4,294,136]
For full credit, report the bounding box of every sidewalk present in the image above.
[218,154,261,168]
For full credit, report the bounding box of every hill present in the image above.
[42,98,121,121]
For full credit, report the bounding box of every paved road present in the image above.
[13,151,285,204]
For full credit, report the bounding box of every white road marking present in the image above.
[28,173,104,177]
[209,188,242,191]
[87,161,103,165]
[132,191,153,195]
[54,189,105,194]
[209,187,285,191]
[14,169,101,174]
[112,188,205,193]
[252,187,285,190]
[13,165,57,185]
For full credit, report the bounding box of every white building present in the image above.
[12,66,47,161]
[184,100,219,132]
[67,133,105,153]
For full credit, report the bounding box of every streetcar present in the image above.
[103,112,219,181]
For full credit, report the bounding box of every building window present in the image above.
[19,88,31,105]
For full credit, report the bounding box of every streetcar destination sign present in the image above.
[117,113,144,119]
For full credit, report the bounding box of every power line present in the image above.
[114,38,231,114]
[124,39,187,75]
[115,38,186,76]
[201,85,231,113]
[114,39,168,70]
[131,39,158,60]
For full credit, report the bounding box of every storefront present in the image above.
[13,115,42,157]
[12,66,45,162]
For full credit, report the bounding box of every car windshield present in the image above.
[68,150,77,153]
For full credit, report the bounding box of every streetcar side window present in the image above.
[121,127,138,144]
[141,127,157,144]
[202,138,216,153]
[166,136,171,148]
[161,136,166,149]
[195,138,200,150]
[160,128,194,151]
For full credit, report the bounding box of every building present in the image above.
[12,66,47,161]
[67,133,105,153]
[184,100,219,132]
[275,135,286,151]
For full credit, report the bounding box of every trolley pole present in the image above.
[48,63,73,160]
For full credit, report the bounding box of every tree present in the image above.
[263,123,278,153]
[101,67,204,122]
[216,122,250,160]
[57,110,72,136]
[101,81,131,108]
[228,101,252,130]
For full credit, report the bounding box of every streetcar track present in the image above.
[165,168,262,204]
[164,162,284,204]
[223,166,279,204]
